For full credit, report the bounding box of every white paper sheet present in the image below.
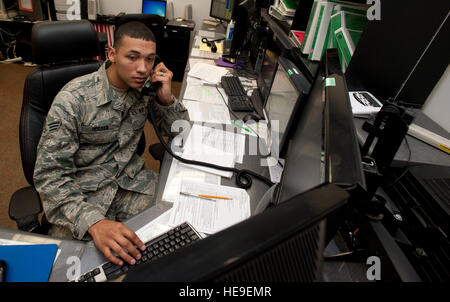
[183,83,228,105]
[184,124,245,164]
[135,210,173,244]
[169,181,251,234]
[188,58,217,70]
[162,157,221,203]
[187,62,229,83]
[184,100,231,124]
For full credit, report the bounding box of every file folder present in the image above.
[0,244,58,282]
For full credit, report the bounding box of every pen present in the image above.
[180,192,232,201]
[230,120,252,133]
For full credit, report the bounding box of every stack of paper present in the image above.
[169,181,251,234]
[183,83,228,105]
[184,100,231,124]
[180,124,246,178]
[162,156,221,203]
[187,62,229,84]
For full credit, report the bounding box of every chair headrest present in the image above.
[32,20,100,65]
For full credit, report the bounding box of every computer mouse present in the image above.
[243,114,261,123]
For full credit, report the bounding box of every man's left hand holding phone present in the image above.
[150,58,175,106]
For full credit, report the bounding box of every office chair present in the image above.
[8,20,103,234]
[8,20,146,234]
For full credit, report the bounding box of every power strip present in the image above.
[408,123,450,154]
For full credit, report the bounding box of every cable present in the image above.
[145,90,274,189]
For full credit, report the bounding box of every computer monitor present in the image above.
[255,29,283,106]
[123,183,349,282]
[278,49,365,202]
[122,49,365,282]
[142,0,166,18]
[263,56,311,159]
[209,0,236,22]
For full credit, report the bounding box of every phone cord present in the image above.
[147,101,274,189]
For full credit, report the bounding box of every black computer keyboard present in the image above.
[221,76,254,112]
[229,95,254,112]
[221,75,246,96]
[73,222,201,282]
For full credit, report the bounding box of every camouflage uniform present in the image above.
[33,61,188,240]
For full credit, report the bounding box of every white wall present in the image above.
[422,64,450,132]
[98,0,213,29]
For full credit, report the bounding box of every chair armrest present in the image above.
[9,186,43,233]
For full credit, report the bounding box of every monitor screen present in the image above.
[258,34,282,105]
[263,56,311,159]
[142,0,166,17]
[209,0,235,21]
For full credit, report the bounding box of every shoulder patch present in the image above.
[47,121,61,133]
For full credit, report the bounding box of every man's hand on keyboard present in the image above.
[88,220,146,266]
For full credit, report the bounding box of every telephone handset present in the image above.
[142,55,163,96]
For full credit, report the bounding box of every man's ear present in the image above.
[107,46,116,63]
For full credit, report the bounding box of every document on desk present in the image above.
[190,47,222,60]
[181,146,235,178]
[135,210,173,244]
[169,181,251,234]
[162,157,221,203]
[184,123,245,164]
[187,62,229,83]
[184,82,228,105]
[188,58,216,69]
[184,100,231,124]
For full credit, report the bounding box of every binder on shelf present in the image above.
[330,10,367,68]
[308,1,368,61]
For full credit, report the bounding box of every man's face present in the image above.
[108,36,157,89]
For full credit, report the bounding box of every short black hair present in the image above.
[113,21,156,49]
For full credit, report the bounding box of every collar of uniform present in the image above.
[95,61,141,110]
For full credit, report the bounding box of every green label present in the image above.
[324,77,336,87]
[287,69,293,77]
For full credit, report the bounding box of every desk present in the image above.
[1,18,444,283]
[354,110,450,168]
[0,23,271,282]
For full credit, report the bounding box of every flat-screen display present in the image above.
[209,0,235,21]
[142,0,166,17]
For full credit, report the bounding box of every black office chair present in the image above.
[8,20,103,234]
[9,20,149,233]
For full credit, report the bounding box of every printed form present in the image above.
[169,181,251,234]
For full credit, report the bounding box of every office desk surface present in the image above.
[354,110,450,167]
